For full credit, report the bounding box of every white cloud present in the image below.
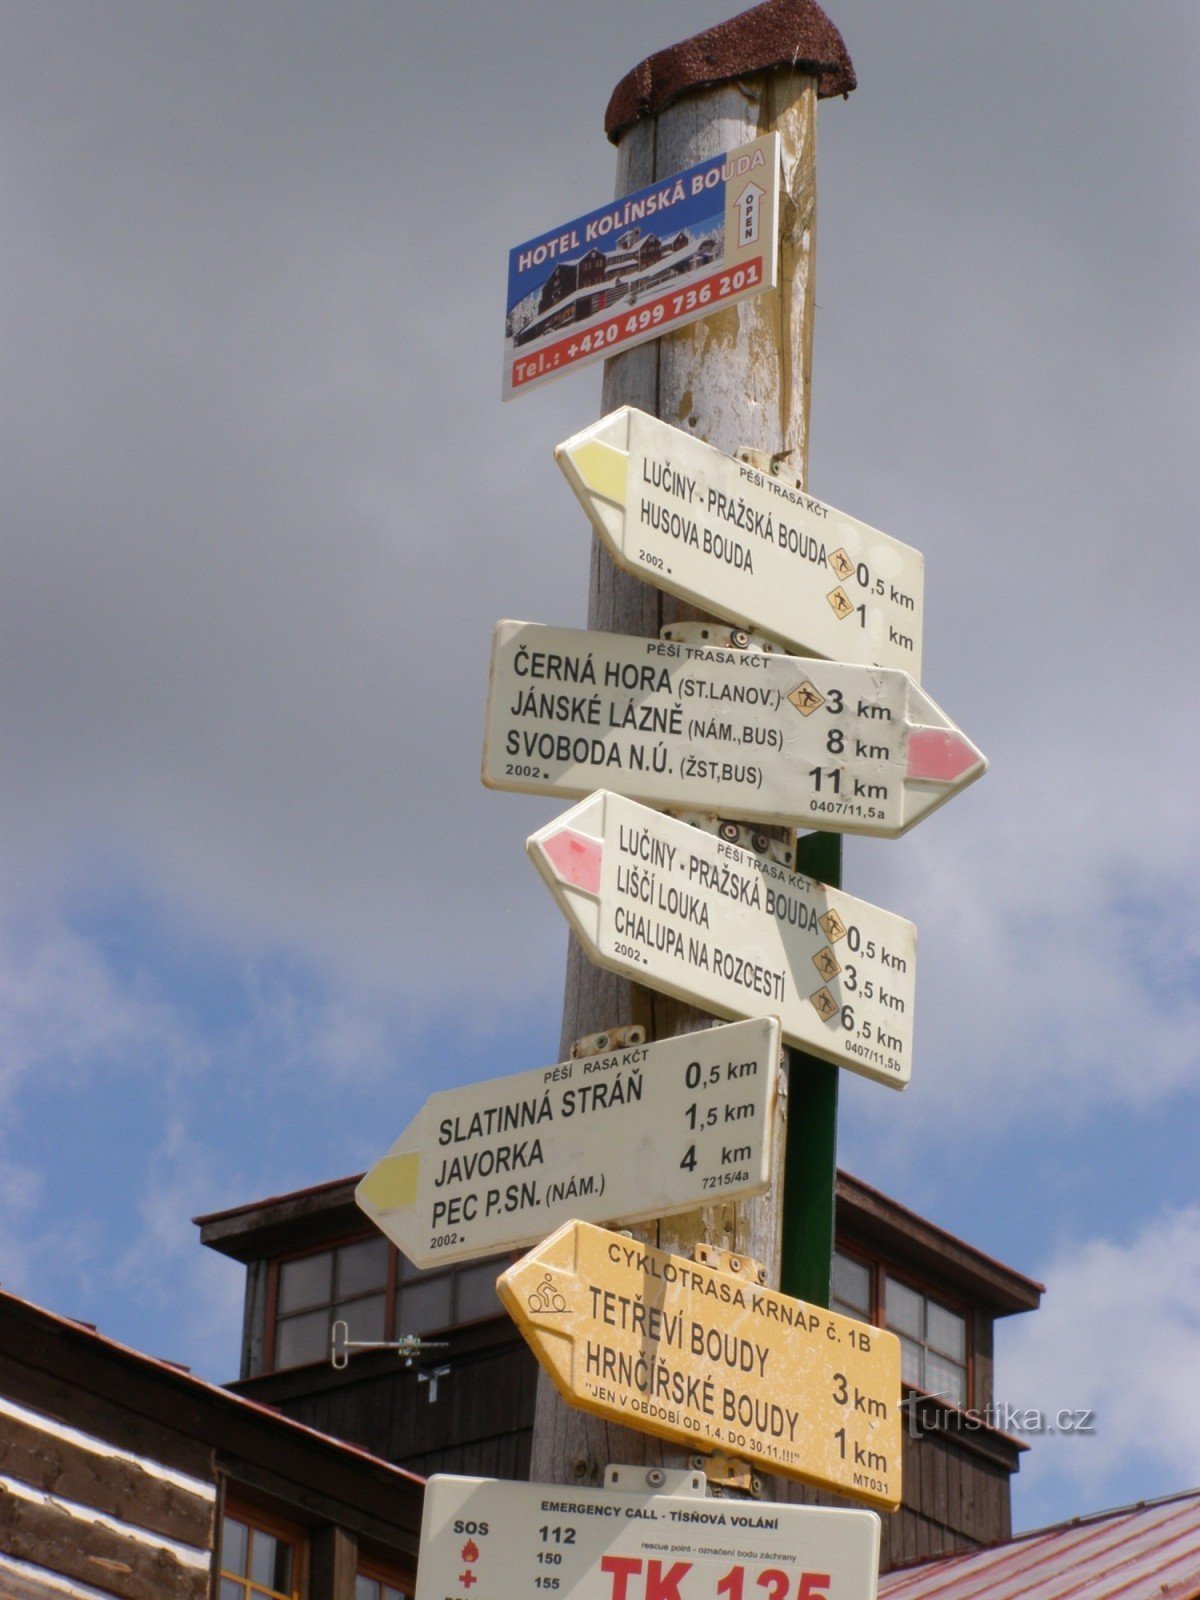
[0,920,206,1103]
[1000,1207,1200,1525]
[115,1117,245,1378]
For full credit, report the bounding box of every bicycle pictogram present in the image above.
[527,1272,568,1313]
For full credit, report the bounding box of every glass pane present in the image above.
[397,1274,453,1335]
[275,1306,330,1369]
[884,1277,924,1339]
[455,1261,501,1323]
[220,1579,244,1600]
[220,1515,249,1575]
[340,1292,387,1342]
[337,1235,389,1298]
[927,1298,966,1361]
[251,1527,293,1593]
[398,1251,424,1283]
[278,1250,332,1314]
[897,1333,923,1389]
[925,1350,967,1407]
[356,1579,381,1600]
[832,1252,871,1316]
[384,1586,409,1600]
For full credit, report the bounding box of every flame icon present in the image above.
[461,1540,479,1563]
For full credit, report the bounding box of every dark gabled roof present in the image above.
[837,1171,1044,1316]
[196,1168,1042,1317]
[0,1283,423,1553]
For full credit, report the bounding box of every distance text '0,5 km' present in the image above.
[556,407,924,678]
[355,1018,779,1269]
[528,790,916,1089]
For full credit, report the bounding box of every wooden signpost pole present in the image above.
[531,0,856,1488]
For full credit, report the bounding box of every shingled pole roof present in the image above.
[605,0,855,144]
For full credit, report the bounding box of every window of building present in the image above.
[274,1234,390,1370]
[395,1253,501,1337]
[885,1276,967,1406]
[831,1249,872,1322]
[218,1506,303,1600]
[267,1236,504,1372]
[832,1247,970,1407]
[356,1558,414,1600]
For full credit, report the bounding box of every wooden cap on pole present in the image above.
[606,0,855,143]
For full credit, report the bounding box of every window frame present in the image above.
[831,1242,973,1408]
[263,1234,508,1375]
[265,1231,398,1373]
[217,1498,307,1600]
[355,1552,416,1600]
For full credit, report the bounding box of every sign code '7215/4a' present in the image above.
[356,1018,779,1269]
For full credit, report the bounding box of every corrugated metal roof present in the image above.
[881,1491,1200,1600]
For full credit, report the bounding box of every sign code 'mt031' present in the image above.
[498,1221,902,1509]
[556,408,925,678]
[415,1471,882,1600]
[528,790,916,1089]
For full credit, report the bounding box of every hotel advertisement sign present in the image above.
[503,134,779,397]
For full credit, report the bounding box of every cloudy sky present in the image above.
[3,0,1197,1533]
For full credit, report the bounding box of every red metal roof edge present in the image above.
[605,0,855,145]
[879,1486,1200,1589]
[0,1282,425,1492]
[1015,1487,1200,1547]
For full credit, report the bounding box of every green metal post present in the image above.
[780,830,842,1309]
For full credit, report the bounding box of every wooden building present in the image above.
[0,1283,422,1600]
[196,1168,1042,1570]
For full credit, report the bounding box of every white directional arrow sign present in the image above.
[557,407,925,678]
[356,1018,780,1269]
[484,621,985,836]
[528,791,916,1089]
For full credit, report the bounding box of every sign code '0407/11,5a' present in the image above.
[485,621,984,837]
